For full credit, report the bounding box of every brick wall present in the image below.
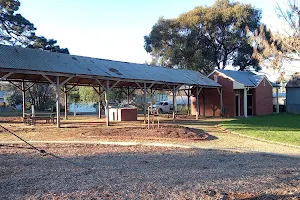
[254,78,273,115]
[191,72,235,117]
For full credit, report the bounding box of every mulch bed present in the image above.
[80,125,210,141]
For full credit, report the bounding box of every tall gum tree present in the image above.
[144,0,262,74]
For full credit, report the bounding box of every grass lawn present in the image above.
[221,113,300,146]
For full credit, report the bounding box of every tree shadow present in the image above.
[1,144,299,199]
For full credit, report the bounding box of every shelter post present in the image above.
[105,80,110,126]
[98,86,102,119]
[202,89,206,117]
[144,82,147,123]
[172,85,176,121]
[187,89,190,116]
[276,87,279,113]
[22,82,25,118]
[64,85,68,120]
[244,88,248,118]
[220,88,223,116]
[196,87,199,120]
[56,76,61,128]
[127,86,130,105]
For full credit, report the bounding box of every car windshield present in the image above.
[154,102,164,105]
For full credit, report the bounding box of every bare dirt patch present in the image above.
[1,144,300,199]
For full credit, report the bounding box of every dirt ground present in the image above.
[0,116,210,142]
[1,144,300,200]
[1,116,299,156]
[1,115,300,199]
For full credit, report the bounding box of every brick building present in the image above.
[191,70,279,117]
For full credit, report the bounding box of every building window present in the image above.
[214,75,218,82]
[263,79,266,86]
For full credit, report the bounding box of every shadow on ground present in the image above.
[1,144,299,199]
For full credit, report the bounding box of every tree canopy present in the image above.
[0,0,70,109]
[250,0,300,70]
[27,36,69,54]
[0,0,36,45]
[144,0,262,74]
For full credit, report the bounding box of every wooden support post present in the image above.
[172,85,176,121]
[127,86,130,105]
[196,87,199,120]
[244,88,247,118]
[105,80,110,126]
[276,87,279,113]
[219,88,223,116]
[98,86,102,119]
[64,85,68,120]
[144,83,147,123]
[56,76,61,128]
[202,89,206,117]
[22,82,25,118]
[187,89,190,116]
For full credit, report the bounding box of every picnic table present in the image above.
[23,113,56,125]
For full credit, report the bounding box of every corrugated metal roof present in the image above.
[0,44,220,87]
[217,69,279,87]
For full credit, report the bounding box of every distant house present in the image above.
[286,73,300,114]
[191,69,279,117]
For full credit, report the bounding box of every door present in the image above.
[235,95,240,116]
[247,94,253,116]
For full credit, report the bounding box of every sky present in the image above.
[18,0,291,79]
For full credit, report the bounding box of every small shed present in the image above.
[286,73,300,114]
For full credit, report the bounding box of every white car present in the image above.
[152,101,173,113]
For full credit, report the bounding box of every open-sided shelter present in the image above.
[0,44,221,127]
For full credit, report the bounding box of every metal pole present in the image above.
[196,87,199,120]
[244,88,247,118]
[276,87,279,113]
[64,85,68,120]
[144,83,147,123]
[98,86,102,119]
[22,82,25,118]
[105,80,110,126]
[56,76,61,128]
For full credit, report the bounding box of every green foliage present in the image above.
[79,87,98,103]
[0,0,36,45]
[68,86,80,103]
[27,36,69,54]
[4,87,22,107]
[108,88,127,103]
[0,0,68,54]
[144,0,262,74]
[78,86,129,104]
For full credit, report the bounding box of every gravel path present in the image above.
[1,144,300,199]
